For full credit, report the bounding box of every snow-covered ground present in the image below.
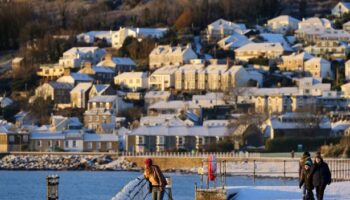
[227,182,350,200]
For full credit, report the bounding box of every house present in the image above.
[149,45,197,69]
[70,83,93,108]
[221,65,254,90]
[64,130,84,152]
[267,15,300,34]
[37,64,65,80]
[345,60,350,80]
[206,19,247,42]
[35,82,73,108]
[304,40,348,60]
[217,32,251,50]
[175,64,205,91]
[0,97,13,108]
[144,91,171,108]
[149,65,178,91]
[89,84,115,98]
[278,52,314,71]
[58,47,106,68]
[76,31,113,44]
[126,124,230,152]
[83,133,118,152]
[343,21,350,32]
[57,71,94,86]
[298,17,332,30]
[265,113,331,139]
[50,115,83,131]
[78,62,115,84]
[296,27,350,44]
[304,58,332,79]
[29,132,65,152]
[232,124,263,150]
[234,43,285,61]
[192,93,226,108]
[84,95,132,130]
[114,72,148,91]
[112,27,168,49]
[97,54,136,74]
[332,2,350,16]
[0,127,29,152]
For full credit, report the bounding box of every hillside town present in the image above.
[3,1,350,156]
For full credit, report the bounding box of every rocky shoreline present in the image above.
[0,155,140,171]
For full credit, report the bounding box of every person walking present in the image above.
[311,154,331,200]
[299,152,313,196]
[299,160,315,200]
[144,158,166,200]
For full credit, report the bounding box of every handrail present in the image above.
[112,175,149,200]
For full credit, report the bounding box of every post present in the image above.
[283,160,286,184]
[253,160,256,185]
[46,175,59,200]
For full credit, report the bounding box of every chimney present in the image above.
[64,68,71,76]
[105,53,113,61]
[83,61,92,69]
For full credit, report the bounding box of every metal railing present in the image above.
[112,176,149,200]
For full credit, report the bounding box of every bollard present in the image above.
[46,175,59,200]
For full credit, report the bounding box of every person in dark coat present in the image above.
[299,152,312,195]
[299,160,315,200]
[311,155,331,200]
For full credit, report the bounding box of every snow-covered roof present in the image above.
[30,132,65,140]
[111,57,136,66]
[83,133,118,142]
[92,66,115,73]
[151,65,178,75]
[177,64,205,73]
[268,15,300,24]
[305,57,330,65]
[130,125,230,137]
[149,100,200,110]
[218,32,251,49]
[88,95,117,103]
[57,73,94,83]
[235,42,284,52]
[63,47,100,56]
[299,17,332,29]
[239,87,299,96]
[92,84,111,95]
[115,72,148,79]
[70,83,92,93]
[48,82,74,90]
[259,33,293,51]
[282,52,313,61]
[201,64,229,74]
[208,19,246,31]
[145,91,171,99]
[140,115,193,127]
[193,93,224,101]
[270,113,331,130]
[150,45,195,56]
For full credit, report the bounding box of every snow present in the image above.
[228,182,350,200]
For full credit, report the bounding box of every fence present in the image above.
[199,158,350,184]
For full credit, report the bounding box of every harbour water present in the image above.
[0,171,297,200]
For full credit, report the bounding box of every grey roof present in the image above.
[49,82,74,90]
[83,133,118,142]
[30,132,65,140]
[88,95,117,103]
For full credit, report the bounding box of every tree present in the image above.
[29,97,54,125]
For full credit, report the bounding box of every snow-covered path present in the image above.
[227,182,350,200]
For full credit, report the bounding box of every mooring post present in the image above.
[46,175,59,200]
[253,160,256,185]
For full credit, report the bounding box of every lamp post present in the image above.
[46,175,59,200]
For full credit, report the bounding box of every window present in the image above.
[37,140,42,147]
[107,142,112,149]
[23,135,28,143]
[73,140,76,148]
[9,136,15,143]
[88,142,93,150]
[65,141,69,148]
[55,141,59,147]
[96,142,101,150]
[48,140,52,147]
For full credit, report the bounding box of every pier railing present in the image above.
[112,175,149,200]
[199,158,350,183]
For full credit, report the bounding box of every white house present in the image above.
[304,58,332,79]
[149,65,178,91]
[332,2,350,17]
[70,83,93,108]
[207,19,247,41]
[259,33,293,52]
[149,45,197,69]
[298,17,332,30]
[64,130,84,152]
[217,32,251,50]
[114,72,148,91]
[57,72,94,86]
[192,93,226,108]
[58,47,106,68]
[267,15,300,34]
[112,27,168,49]
[97,54,136,73]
